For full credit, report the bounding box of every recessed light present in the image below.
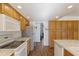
[27,16,30,19]
[17,5,22,9]
[68,5,73,9]
[56,16,59,18]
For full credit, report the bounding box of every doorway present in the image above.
[40,23,44,42]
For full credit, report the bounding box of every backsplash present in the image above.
[0,31,22,39]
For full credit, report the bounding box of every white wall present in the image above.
[0,14,21,39]
[0,14,5,31]
[0,14,21,31]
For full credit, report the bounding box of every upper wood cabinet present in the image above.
[20,17,28,31]
[0,4,2,13]
[48,20,79,47]
[2,3,20,20]
[0,3,29,31]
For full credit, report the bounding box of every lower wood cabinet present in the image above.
[27,39,32,55]
[64,49,73,56]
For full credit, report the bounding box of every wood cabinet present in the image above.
[2,3,20,21]
[0,4,2,13]
[73,21,78,39]
[56,21,62,39]
[48,20,79,47]
[49,21,56,31]
[78,21,79,39]
[49,31,56,47]
[61,21,68,39]
[0,3,29,31]
[20,17,29,31]
[67,21,73,39]
[48,21,56,47]
[27,39,32,55]
[64,49,73,56]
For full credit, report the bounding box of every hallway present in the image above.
[29,42,54,56]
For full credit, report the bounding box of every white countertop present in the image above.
[0,37,30,56]
[0,49,14,56]
[54,40,79,56]
[15,37,31,41]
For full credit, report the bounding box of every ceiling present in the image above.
[10,3,79,21]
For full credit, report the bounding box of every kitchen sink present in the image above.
[0,41,24,49]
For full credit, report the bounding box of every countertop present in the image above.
[0,49,14,56]
[15,37,31,41]
[54,40,79,56]
[0,37,30,56]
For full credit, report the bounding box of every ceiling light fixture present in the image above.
[17,5,22,9]
[27,16,30,19]
[68,5,73,9]
[56,16,59,18]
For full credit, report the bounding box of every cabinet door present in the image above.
[61,21,68,39]
[67,21,74,39]
[48,21,56,47]
[67,21,73,32]
[0,4,2,13]
[49,30,56,47]
[2,4,19,20]
[78,21,79,39]
[73,21,78,39]
[2,4,13,17]
[13,10,20,20]
[48,21,56,31]
[56,21,62,39]
[20,17,27,31]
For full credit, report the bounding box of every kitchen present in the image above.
[0,3,79,56]
[0,3,32,56]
